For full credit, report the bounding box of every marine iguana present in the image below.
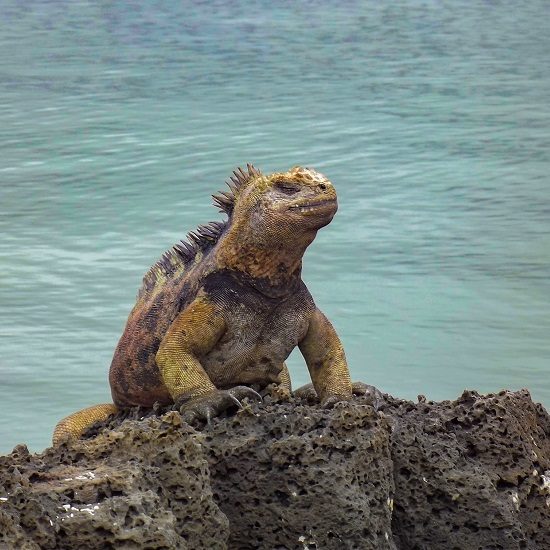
[53,165,353,444]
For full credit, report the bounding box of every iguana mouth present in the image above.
[289,199,336,212]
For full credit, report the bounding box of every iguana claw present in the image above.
[227,385,262,403]
[349,381,384,410]
[294,381,383,410]
[293,383,318,402]
[293,383,349,407]
[177,386,262,425]
[321,395,343,409]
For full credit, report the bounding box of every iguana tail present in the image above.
[52,403,118,446]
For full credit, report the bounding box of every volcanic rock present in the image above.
[0,389,548,549]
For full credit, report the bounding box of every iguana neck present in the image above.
[214,226,315,291]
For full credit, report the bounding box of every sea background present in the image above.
[1,0,549,454]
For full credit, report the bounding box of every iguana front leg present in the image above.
[298,308,352,406]
[156,294,260,423]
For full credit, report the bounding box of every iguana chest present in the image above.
[201,272,315,388]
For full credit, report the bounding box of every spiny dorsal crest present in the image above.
[137,220,226,300]
[138,164,261,300]
[212,163,262,215]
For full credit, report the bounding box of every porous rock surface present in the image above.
[1,389,549,549]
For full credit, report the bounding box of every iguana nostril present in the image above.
[318,183,327,190]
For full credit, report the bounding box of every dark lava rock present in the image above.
[0,413,228,549]
[1,389,549,549]
[388,389,550,549]
[205,399,394,549]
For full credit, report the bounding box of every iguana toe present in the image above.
[321,383,383,409]
[177,386,262,425]
[293,383,318,402]
[351,381,383,410]
[295,382,382,409]
[226,385,262,403]
[294,384,350,407]
[320,394,343,408]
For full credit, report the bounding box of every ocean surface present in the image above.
[1,0,549,454]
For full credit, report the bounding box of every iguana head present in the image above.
[214,165,337,236]
[214,165,338,286]
[249,165,337,231]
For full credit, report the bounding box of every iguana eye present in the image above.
[276,182,300,195]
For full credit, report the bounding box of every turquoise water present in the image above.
[1,1,549,454]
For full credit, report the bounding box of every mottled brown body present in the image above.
[110,270,315,408]
[53,165,353,444]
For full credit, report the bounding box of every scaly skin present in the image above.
[53,165,353,445]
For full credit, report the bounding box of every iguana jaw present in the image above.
[288,198,337,215]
